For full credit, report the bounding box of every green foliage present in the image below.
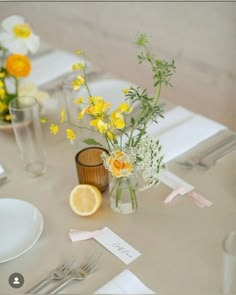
[83,138,103,146]
[121,33,176,148]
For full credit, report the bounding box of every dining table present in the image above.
[0,45,236,295]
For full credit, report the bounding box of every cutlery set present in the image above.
[26,252,102,294]
[177,133,236,169]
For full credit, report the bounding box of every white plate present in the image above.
[0,198,44,263]
[80,79,134,110]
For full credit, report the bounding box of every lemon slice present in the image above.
[69,185,102,216]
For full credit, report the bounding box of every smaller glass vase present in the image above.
[109,173,138,214]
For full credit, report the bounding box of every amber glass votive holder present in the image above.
[75,147,109,192]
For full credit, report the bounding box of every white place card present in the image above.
[159,170,194,195]
[94,227,141,265]
[94,270,156,294]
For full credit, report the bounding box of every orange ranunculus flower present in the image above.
[108,151,132,178]
[5,54,31,78]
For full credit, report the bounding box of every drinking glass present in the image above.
[75,147,109,192]
[222,230,236,294]
[9,96,47,176]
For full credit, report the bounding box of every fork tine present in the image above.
[63,255,79,274]
[81,252,103,274]
[60,255,74,271]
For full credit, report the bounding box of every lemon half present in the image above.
[69,184,102,216]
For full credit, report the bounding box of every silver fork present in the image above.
[177,134,236,168]
[199,140,236,169]
[26,255,79,294]
[47,252,103,294]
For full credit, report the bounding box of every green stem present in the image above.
[115,178,123,208]
[1,48,7,68]
[66,120,97,133]
[128,82,161,147]
[127,177,137,210]
[15,77,19,97]
[82,56,92,97]
[133,83,162,146]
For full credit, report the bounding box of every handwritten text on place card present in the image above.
[94,227,141,265]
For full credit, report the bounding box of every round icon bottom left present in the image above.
[9,273,24,288]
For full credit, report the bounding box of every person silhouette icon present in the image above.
[13,277,20,285]
[9,272,24,288]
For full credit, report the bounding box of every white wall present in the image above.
[1,2,235,130]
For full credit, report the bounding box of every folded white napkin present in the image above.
[94,270,155,294]
[147,106,194,136]
[146,106,226,162]
[26,50,85,86]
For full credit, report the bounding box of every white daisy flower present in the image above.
[0,15,40,55]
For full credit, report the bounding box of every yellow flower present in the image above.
[39,118,46,123]
[71,75,84,90]
[66,128,76,140]
[0,88,5,99]
[109,111,125,129]
[90,118,108,134]
[122,88,129,95]
[108,151,132,177]
[5,54,31,78]
[0,80,3,88]
[13,24,31,38]
[71,63,83,71]
[73,96,83,105]
[106,131,114,140]
[49,124,59,135]
[75,50,81,55]
[86,97,110,117]
[77,109,86,121]
[88,96,103,104]
[118,102,132,113]
[0,101,7,112]
[60,108,65,123]
[4,114,11,121]
[0,72,5,78]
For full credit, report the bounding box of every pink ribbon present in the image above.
[188,191,213,208]
[163,186,186,204]
[164,187,213,208]
[69,229,101,242]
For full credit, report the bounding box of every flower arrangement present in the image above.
[46,33,175,213]
[0,15,47,123]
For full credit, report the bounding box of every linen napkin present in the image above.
[26,50,85,86]
[146,106,226,162]
[94,270,155,294]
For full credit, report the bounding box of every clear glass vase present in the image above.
[109,173,138,214]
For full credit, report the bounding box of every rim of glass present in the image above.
[75,147,108,167]
[8,96,38,111]
[223,230,236,257]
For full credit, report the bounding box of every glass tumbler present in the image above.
[9,96,47,176]
[75,147,109,192]
[222,230,236,294]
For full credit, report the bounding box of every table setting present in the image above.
[0,15,236,295]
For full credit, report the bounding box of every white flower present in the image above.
[0,15,40,55]
[19,82,49,103]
